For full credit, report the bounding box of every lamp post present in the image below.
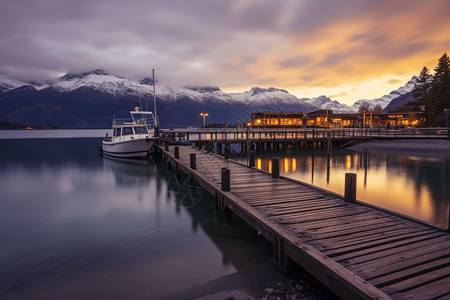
[445,109,449,128]
[200,113,208,128]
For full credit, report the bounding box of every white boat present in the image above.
[102,108,157,158]
[102,69,159,159]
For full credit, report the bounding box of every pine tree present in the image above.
[432,52,450,88]
[427,52,450,126]
[412,66,432,102]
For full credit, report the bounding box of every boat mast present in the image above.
[152,69,157,127]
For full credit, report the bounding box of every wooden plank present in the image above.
[347,241,450,279]
[308,223,417,246]
[333,231,448,262]
[253,198,342,210]
[304,218,401,237]
[266,203,349,217]
[317,228,434,253]
[324,228,436,257]
[370,256,450,287]
[389,276,450,300]
[248,196,334,207]
[381,265,450,296]
[288,212,391,232]
[275,205,370,225]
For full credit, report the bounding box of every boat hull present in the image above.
[102,138,156,158]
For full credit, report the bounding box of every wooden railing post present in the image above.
[249,150,255,167]
[174,146,179,159]
[190,153,196,169]
[272,157,280,178]
[221,167,230,191]
[344,173,357,203]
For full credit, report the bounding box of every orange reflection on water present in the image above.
[257,158,262,170]
[284,158,289,173]
[248,151,448,228]
[345,155,352,170]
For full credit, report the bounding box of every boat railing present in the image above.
[113,117,155,127]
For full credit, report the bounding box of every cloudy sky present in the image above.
[1,0,450,105]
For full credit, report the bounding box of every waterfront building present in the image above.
[250,111,426,128]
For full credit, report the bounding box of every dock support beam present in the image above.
[344,173,357,203]
[272,157,280,178]
[221,168,230,192]
[273,236,290,272]
[190,153,196,169]
[249,151,255,168]
[174,146,179,159]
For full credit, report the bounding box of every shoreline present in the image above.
[345,139,450,155]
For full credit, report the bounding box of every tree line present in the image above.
[411,52,450,126]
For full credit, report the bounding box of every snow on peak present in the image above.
[250,87,289,96]
[186,87,222,93]
[303,95,352,113]
[351,76,417,112]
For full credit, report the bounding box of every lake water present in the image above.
[1,131,447,299]
[0,133,290,299]
[234,144,450,229]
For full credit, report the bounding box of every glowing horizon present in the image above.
[1,0,449,106]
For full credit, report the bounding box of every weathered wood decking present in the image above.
[158,145,450,300]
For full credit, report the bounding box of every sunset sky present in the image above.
[1,0,450,105]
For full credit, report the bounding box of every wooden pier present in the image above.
[157,144,450,300]
[160,127,450,147]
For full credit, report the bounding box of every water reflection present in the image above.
[238,147,449,228]
[0,138,272,299]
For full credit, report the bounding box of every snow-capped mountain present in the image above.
[0,70,417,128]
[350,76,418,112]
[303,95,352,113]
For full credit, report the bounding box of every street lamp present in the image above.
[200,113,208,128]
[445,109,449,128]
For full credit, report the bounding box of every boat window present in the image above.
[134,127,148,134]
[122,127,134,135]
[114,128,121,137]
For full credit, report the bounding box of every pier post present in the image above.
[249,151,255,168]
[344,173,357,203]
[190,153,196,169]
[272,157,280,178]
[327,131,331,159]
[224,143,231,159]
[273,236,290,272]
[164,142,169,152]
[363,148,368,168]
[206,141,213,153]
[174,146,179,159]
[221,168,230,191]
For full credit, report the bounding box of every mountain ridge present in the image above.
[0,70,416,128]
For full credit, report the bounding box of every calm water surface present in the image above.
[0,135,275,299]
[235,145,450,228]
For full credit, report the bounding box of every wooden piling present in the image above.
[363,148,368,168]
[190,153,196,169]
[164,142,169,151]
[249,150,255,168]
[174,146,179,159]
[344,173,357,203]
[272,157,280,178]
[221,167,230,191]
[224,143,231,159]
